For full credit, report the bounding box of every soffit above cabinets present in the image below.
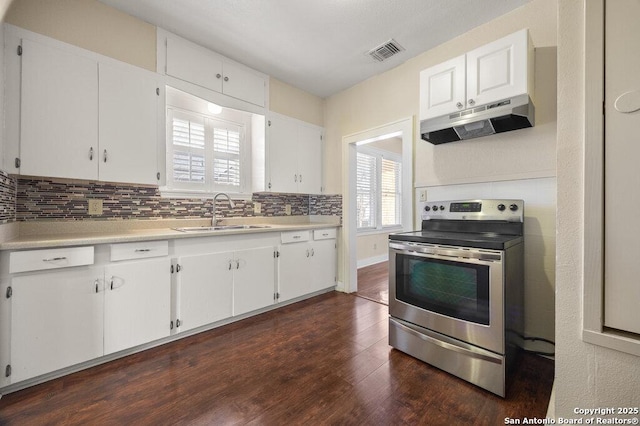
[97,0,530,98]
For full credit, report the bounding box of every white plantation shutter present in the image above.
[167,108,247,193]
[212,123,242,189]
[357,148,403,232]
[357,153,377,229]
[381,158,401,227]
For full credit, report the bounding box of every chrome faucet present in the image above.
[212,193,236,227]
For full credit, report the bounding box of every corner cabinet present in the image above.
[419,29,533,120]
[5,26,163,185]
[268,112,324,194]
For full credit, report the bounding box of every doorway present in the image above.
[341,117,413,296]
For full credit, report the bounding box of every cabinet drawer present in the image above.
[110,240,169,261]
[281,231,310,244]
[313,228,337,240]
[10,246,95,274]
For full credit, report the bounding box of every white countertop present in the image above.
[0,217,341,250]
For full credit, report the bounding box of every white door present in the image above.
[297,124,323,194]
[104,258,171,354]
[20,39,98,180]
[222,61,265,107]
[268,114,299,193]
[604,0,640,334]
[310,239,337,293]
[277,243,311,302]
[233,246,275,316]
[466,29,529,108]
[419,55,466,120]
[98,62,159,185]
[175,252,233,333]
[10,267,103,382]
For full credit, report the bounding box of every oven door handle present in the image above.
[390,318,503,365]
[389,242,501,262]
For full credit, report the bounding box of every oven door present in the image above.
[389,241,504,354]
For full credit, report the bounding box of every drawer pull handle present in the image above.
[322,233,328,236]
[43,257,67,262]
[134,249,151,252]
[293,236,301,239]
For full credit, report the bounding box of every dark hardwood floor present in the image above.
[0,292,554,425]
[356,261,389,305]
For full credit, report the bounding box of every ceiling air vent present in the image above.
[368,39,405,62]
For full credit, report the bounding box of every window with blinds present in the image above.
[167,108,246,194]
[356,149,402,231]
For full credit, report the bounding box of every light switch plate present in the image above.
[88,199,103,215]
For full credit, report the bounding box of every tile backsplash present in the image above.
[5,176,341,222]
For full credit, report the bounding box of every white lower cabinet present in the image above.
[10,266,104,383]
[233,246,276,316]
[172,252,234,333]
[104,258,171,354]
[172,245,276,332]
[277,229,337,303]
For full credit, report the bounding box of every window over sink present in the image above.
[163,87,265,197]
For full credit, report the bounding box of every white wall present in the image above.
[554,0,640,416]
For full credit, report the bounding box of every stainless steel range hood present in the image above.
[420,94,535,145]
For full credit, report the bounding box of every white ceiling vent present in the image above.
[367,39,405,62]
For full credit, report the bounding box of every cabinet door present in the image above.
[20,39,98,180]
[10,267,103,382]
[297,124,323,194]
[233,246,275,316]
[104,258,171,354]
[222,61,266,107]
[175,252,233,333]
[98,63,159,185]
[166,36,223,92]
[466,29,528,108]
[278,243,311,302]
[419,55,466,120]
[268,114,299,193]
[311,239,337,293]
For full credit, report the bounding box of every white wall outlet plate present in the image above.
[419,190,427,202]
[254,202,262,214]
[285,204,291,215]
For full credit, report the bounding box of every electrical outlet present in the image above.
[285,204,291,215]
[373,243,377,250]
[88,199,103,215]
[419,189,427,202]
[254,202,262,214]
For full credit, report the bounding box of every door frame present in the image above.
[341,117,414,293]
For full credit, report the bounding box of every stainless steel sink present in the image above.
[172,225,271,232]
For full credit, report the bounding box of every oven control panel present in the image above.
[418,199,524,222]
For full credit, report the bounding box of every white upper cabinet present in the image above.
[6,27,162,185]
[268,112,323,194]
[99,62,160,185]
[20,39,99,180]
[164,33,266,107]
[419,55,466,120]
[466,29,530,108]
[420,29,533,120]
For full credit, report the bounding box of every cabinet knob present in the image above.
[456,102,463,109]
[468,99,475,106]
[224,76,229,82]
[103,149,108,163]
[89,147,94,161]
[216,73,221,79]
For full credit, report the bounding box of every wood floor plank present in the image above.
[0,291,554,425]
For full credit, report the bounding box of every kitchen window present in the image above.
[356,148,402,232]
[163,87,261,197]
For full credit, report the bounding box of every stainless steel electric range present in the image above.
[388,199,524,397]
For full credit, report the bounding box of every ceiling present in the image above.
[98,0,530,98]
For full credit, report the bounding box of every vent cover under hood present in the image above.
[421,94,535,145]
